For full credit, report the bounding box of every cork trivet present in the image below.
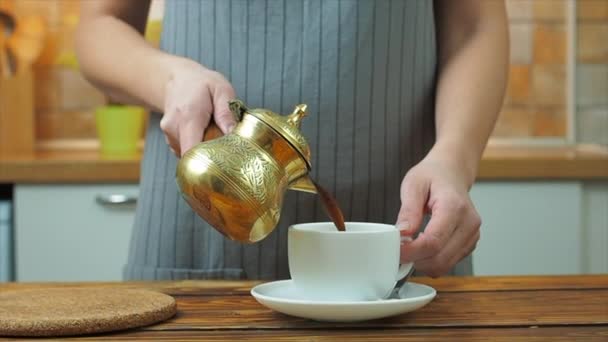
[0,287,177,337]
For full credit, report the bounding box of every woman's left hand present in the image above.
[395,151,481,277]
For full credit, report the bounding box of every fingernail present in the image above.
[401,235,413,243]
[226,123,236,133]
[396,221,410,232]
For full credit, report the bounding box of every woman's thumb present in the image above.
[396,174,429,236]
[212,84,238,134]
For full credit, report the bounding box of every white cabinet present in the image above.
[471,182,583,276]
[13,181,607,280]
[471,181,608,276]
[15,184,138,281]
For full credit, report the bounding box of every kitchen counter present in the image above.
[1,275,607,340]
[1,144,607,183]
[0,149,141,183]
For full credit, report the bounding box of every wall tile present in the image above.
[533,0,566,21]
[493,107,535,137]
[14,0,61,26]
[577,0,608,20]
[33,67,61,111]
[36,110,97,140]
[532,65,567,106]
[576,64,608,106]
[533,108,567,137]
[577,107,608,145]
[510,23,533,64]
[534,23,566,64]
[577,23,608,63]
[506,0,533,20]
[36,29,61,67]
[58,68,106,111]
[59,0,79,15]
[7,0,585,142]
[506,65,531,104]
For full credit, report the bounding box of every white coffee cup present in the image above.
[288,222,413,302]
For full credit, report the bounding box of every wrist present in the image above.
[427,140,481,188]
[155,55,204,110]
[118,50,192,112]
[161,56,196,86]
[165,56,201,76]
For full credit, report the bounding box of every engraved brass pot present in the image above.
[176,100,316,243]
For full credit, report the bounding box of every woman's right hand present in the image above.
[160,59,238,157]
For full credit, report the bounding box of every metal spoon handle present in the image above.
[388,266,416,299]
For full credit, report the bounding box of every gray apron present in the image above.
[124,0,473,280]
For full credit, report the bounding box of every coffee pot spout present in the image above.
[288,175,317,194]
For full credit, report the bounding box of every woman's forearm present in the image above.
[76,1,239,156]
[430,0,509,186]
[75,0,185,112]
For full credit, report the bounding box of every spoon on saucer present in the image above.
[387,266,415,300]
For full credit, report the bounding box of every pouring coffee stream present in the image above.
[311,180,346,232]
[176,100,346,243]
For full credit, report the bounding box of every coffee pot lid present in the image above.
[242,103,312,170]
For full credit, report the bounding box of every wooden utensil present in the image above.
[0,67,35,157]
[6,15,45,75]
[0,32,8,77]
[0,10,15,77]
[15,15,45,38]
[4,38,15,72]
[7,33,43,74]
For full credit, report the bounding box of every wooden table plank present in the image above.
[70,327,608,341]
[135,289,608,330]
[2,275,607,296]
[0,280,261,296]
[417,275,608,292]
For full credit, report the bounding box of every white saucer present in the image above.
[250,280,436,322]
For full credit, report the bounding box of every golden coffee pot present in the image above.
[176,100,317,243]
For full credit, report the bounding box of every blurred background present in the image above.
[0,0,606,282]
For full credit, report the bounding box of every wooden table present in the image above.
[2,275,608,341]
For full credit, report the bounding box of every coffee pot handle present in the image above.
[202,122,223,141]
[228,99,247,121]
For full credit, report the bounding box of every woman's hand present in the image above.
[160,59,237,156]
[396,150,481,277]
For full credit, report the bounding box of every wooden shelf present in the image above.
[1,144,607,183]
[478,144,608,180]
[0,149,141,183]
